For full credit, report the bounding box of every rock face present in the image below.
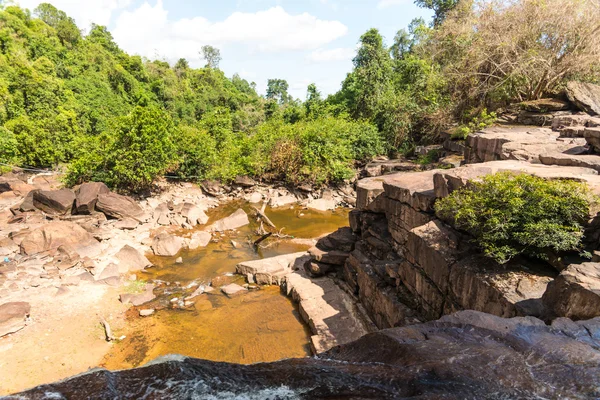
[152,233,184,257]
[96,192,144,220]
[207,209,249,232]
[566,81,600,115]
[19,221,99,256]
[12,311,600,399]
[74,182,109,214]
[543,262,600,320]
[0,302,30,337]
[32,189,75,215]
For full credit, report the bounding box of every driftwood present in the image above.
[253,232,273,246]
[100,317,115,342]
[251,205,276,229]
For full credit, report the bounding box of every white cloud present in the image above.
[307,47,354,63]
[377,0,408,9]
[111,1,348,63]
[15,0,131,28]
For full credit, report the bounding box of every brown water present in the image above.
[101,202,349,369]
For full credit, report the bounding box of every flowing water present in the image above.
[101,202,349,370]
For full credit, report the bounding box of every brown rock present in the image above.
[566,81,600,115]
[543,262,600,320]
[115,245,152,273]
[0,301,30,337]
[519,98,570,112]
[220,283,247,297]
[234,175,256,187]
[181,203,208,227]
[96,192,144,220]
[19,221,99,256]
[207,209,249,232]
[315,227,357,253]
[188,231,212,250]
[308,246,349,266]
[152,233,184,256]
[33,189,75,215]
[75,182,110,214]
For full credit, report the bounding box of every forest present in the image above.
[0,0,599,191]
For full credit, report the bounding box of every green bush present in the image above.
[450,108,497,140]
[435,172,592,264]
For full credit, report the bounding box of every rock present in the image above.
[356,177,385,211]
[96,192,144,221]
[519,98,570,112]
[0,302,30,337]
[19,221,99,256]
[315,227,357,253]
[364,159,419,177]
[269,194,297,208]
[75,182,110,214]
[175,257,183,264]
[245,192,263,203]
[585,127,600,152]
[97,264,120,281]
[237,252,308,285]
[220,283,247,297]
[566,81,600,115]
[16,190,39,212]
[188,231,212,250]
[234,175,256,187]
[516,111,555,126]
[383,170,440,212]
[200,180,223,197]
[304,260,334,277]
[13,310,600,399]
[152,233,184,257]
[115,245,152,273]
[181,203,208,227]
[306,198,336,211]
[207,209,249,232]
[113,217,139,230]
[539,152,600,173]
[543,262,600,320]
[119,285,156,306]
[308,246,349,266]
[139,309,155,317]
[33,189,75,215]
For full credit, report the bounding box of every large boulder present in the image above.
[96,192,144,220]
[543,262,600,320]
[566,81,600,115]
[188,231,212,250]
[180,203,208,227]
[152,233,184,256]
[0,302,30,337]
[115,245,152,273]
[19,221,99,256]
[33,189,75,215]
[207,209,249,232]
[75,182,109,214]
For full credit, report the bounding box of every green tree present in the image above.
[266,79,290,104]
[201,45,221,69]
[34,3,80,46]
[415,0,458,26]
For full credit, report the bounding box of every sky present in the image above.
[13,0,432,99]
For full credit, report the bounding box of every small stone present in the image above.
[139,309,155,317]
[221,283,247,297]
[175,257,183,264]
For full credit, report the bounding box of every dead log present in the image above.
[251,206,276,229]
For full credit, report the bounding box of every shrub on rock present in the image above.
[435,172,592,264]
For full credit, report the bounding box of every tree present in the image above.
[201,45,221,69]
[266,79,290,104]
[34,3,80,46]
[414,0,458,26]
[87,24,120,53]
[305,83,324,119]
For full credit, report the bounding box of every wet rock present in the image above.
[207,209,249,232]
[96,192,144,221]
[19,221,99,256]
[75,182,110,214]
[543,262,600,320]
[152,233,184,257]
[0,301,30,337]
[181,203,208,227]
[220,283,247,297]
[566,81,600,115]
[519,98,570,112]
[115,245,152,273]
[33,189,75,215]
[188,231,212,250]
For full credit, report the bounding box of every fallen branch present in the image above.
[100,317,115,342]
[253,232,273,246]
[251,206,276,229]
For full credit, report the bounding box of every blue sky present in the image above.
[15,0,432,98]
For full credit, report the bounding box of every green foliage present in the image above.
[435,172,592,264]
[416,148,441,165]
[201,45,221,69]
[266,79,291,104]
[0,126,20,168]
[450,108,497,140]
[415,0,459,26]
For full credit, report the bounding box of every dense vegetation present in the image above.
[0,0,599,190]
[435,173,592,264]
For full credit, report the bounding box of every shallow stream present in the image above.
[101,202,349,369]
